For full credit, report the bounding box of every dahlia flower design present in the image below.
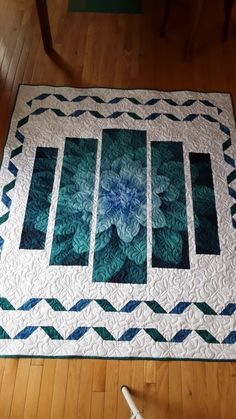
[29,133,192,279]
[92,129,147,283]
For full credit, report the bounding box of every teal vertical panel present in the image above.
[20,147,58,250]
[50,138,97,266]
[190,153,220,255]
[151,142,190,269]
[92,129,147,283]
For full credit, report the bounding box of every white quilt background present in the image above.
[0,85,235,359]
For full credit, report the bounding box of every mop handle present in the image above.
[121,386,144,419]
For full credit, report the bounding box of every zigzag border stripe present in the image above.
[0,298,235,316]
[26,93,223,114]
[0,325,235,343]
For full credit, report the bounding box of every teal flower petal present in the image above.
[82,210,93,224]
[122,259,146,283]
[152,143,174,167]
[120,168,146,186]
[161,185,179,202]
[34,211,49,233]
[77,178,95,193]
[136,204,146,226]
[153,228,183,265]
[96,214,114,233]
[116,217,140,243]
[93,240,126,282]
[73,222,90,253]
[153,207,166,229]
[50,238,74,264]
[119,157,143,175]
[152,195,162,208]
[70,191,93,212]
[103,137,132,168]
[60,156,82,177]
[53,214,78,235]
[101,171,120,191]
[151,147,162,169]
[134,147,147,165]
[74,152,98,174]
[95,227,113,252]
[160,162,185,189]
[121,227,146,265]
[164,201,188,231]
[98,195,116,216]
[152,175,170,194]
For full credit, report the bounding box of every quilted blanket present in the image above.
[0,85,235,359]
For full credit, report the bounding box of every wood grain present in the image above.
[9,359,31,419]
[77,360,94,419]
[23,365,43,419]
[0,0,236,418]
[64,359,82,419]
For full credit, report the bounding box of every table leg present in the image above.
[184,0,205,61]
[160,0,173,37]
[35,0,53,53]
[223,0,234,41]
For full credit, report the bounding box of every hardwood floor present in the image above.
[0,0,236,417]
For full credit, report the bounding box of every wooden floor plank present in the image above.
[218,363,234,419]
[205,363,221,419]
[169,361,182,419]
[63,359,82,419]
[23,365,43,419]
[36,359,56,419]
[9,359,31,419]
[192,362,208,419]
[116,361,132,419]
[143,383,158,418]
[92,360,107,392]
[90,392,105,419]
[50,360,69,419]
[130,360,144,414]
[31,359,44,366]
[0,359,18,419]
[156,362,169,419]
[76,360,94,419]
[103,360,119,419]
[0,359,6,392]
[145,360,157,384]
[181,361,195,419]
[229,362,236,417]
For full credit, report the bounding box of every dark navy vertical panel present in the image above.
[20,147,58,249]
[190,153,220,255]
[50,138,97,266]
[151,141,190,269]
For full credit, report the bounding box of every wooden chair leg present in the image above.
[35,0,53,53]
[160,0,173,37]
[223,0,234,41]
[184,0,205,61]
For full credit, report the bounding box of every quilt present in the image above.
[0,85,235,359]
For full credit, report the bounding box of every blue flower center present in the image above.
[104,179,145,218]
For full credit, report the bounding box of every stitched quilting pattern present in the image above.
[0,85,235,359]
